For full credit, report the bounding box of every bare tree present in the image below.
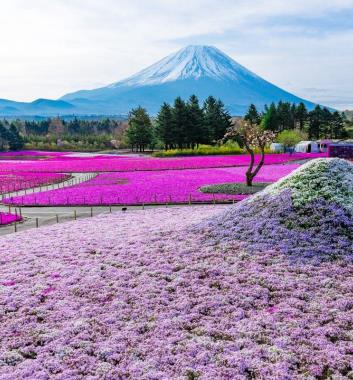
[224,121,276,186]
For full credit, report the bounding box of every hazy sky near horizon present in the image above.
[1,0,353,109]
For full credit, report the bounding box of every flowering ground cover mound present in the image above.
[0,212,22,225]
[0,172,70,194]
[1,206,353,379]
[3,165,298,206]
[0,152,325,173]
[199,158,353,261]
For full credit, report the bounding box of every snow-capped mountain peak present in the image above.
[110,45,258,87]
[55,44,317,116]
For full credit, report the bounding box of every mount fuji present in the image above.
[0,45,317,117]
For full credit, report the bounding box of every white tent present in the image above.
[295,141,319,153]
[270,143,284,153]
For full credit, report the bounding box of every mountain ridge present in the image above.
[0,45,319,117]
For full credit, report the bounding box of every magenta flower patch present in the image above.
[0,152,325,173]
[4,165,298,206]
[0,212,22,226]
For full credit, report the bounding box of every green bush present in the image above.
[277,129,307,148]
[153,143,243,157]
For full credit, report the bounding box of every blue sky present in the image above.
[0,0,352,109]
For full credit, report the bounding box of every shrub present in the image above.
[152,143,242,157]
[277,129,307,148]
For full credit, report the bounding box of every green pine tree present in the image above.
[203,96,231,143]
[330,111,345,139]
[0,122,9,151]
[126,106,153,152]
[156,102,174,150]
[186,95,204,148]
[244,104,261,125]
[295,102,308,130]
[261,103,279,131]
[172,97,189,149]
[308,105,323,139]
[7,124,24,151]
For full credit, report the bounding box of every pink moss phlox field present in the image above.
[0,152,325,173]
[4,165,298,206]
[1,207,353,378]
[0,212,22,225]
[0,172,70,194]
[0,151,69,157]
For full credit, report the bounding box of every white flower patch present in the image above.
[254,158,353,212]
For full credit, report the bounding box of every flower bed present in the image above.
[0,212,22,225]
[0,152,325,173]
[0,151,69,161]
[0,206,352,378]
[4,165,299,206]
[0,172,70,195]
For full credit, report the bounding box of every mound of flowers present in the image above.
[0,212,22,225]
[200,158,353,260]
[1,206,353,378]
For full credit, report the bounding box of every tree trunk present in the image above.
[245,147,255,186]
[251,147,265,179]
[246,173,253,187]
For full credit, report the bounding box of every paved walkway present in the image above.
[0,203,217,236]
[0,172,95,236]
[0,172,225,235]
[1,172,94,201]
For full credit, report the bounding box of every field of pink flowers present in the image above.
[0,212,22,225]
[0,152,325,173]
[0,172,70,195]
[0,151,69,161]
[4,164,299,206]
[0,206,352,378]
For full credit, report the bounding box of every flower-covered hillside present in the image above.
[200,158,353,260]
[1,206,353,379]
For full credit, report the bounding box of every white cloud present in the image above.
[0,0,352,108]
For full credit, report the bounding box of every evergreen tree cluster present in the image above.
[0,120,24,151]
[156,95,232,149]
[246,102,347,140]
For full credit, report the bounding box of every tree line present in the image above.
[125,95,232,151]
[124,99,349,152]
[0,118,125,152]
[0,121,24,151]
[1,99,349,153]
[245,102,347,140]
[23,117,122,136]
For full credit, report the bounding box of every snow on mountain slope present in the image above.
[0,45,319,117]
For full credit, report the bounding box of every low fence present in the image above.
[0,174,96,201]
[3,200,235,234]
